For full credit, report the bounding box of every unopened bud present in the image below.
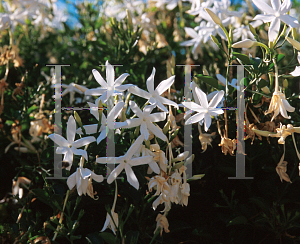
[286,36,300,51]
[232,39,257,48]
[205,8,222,26]
[249,24,257,37]
[261,86,271,94]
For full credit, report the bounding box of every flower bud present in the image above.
[232,39,257,48]
[249,24,257,37]
[261,86,271,94]
[286,36,300,51]
[126,9,133,31]
[205,8,222,26]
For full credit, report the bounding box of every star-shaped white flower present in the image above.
[182,87,224,131]
[96,135,153,189]
[51,82,87,104]
[290,52,300,77]
[216,74,239,90]
[252,0,300,42]
[129,67,178,112]
[123,101,167,141]
[47,115,96,170]
[77,100,127,144]
[67,167,104,196]
[85,61,132,103]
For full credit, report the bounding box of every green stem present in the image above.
[273,58,279,93]
[52,190,70,241]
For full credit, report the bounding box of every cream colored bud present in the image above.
[204,8,222,26]
[286,36,300,51]
[74,84,88,93]
[232,39,257,48]
[261,86,271,94]
[203,67,209,76]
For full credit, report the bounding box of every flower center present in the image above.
[275,12,280,17]
[204,109,208,113]
[124,160,127,164]
[143,118,146,122]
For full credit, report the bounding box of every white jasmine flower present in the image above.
[252,0,300,42]
[290,52,300,77]
[216,74,239,90]
[52,83,86,104]
[67,167,103,196]
[85,61,131,103]
[265,91,295,121]
[47,115,96,170]
[96,135,153,189]
[77,101,127,144]
[123,101,167,141]
[101,211,119,235]
[129,67,178,112]
[182,87,224,131]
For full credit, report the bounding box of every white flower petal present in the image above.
[48,134,69,147]
[80,167,92,179]
[107,163,125,184]
[252,0,275,14]
[184,27,199,39]
[271,0,280,11]
[195,87,208,108]
[115,73,129,86]
[140,122,150,141]
[71,147,88,160]
[92,69,107,88]
[146,68,156,94]
[185,112,205,125]
[208,90,225,108]
[125,164,139,189]
[204,113,212,131]
[268,18,281,43]
[91,171,104,182]
[129,86,151,99]
[130,156,153,166]
[280,0,292,13]
[148,112,166,122]
[73,136,96,148]
[129,101,143,118]
[122,117,141,129]
[126,134,145,160]
[156,76,175,95]
[158,96,179,109]
[147,122,167,141]
[182,102,203,112]
[67,115,76,144]
[279,14,300,28]
[97,130,107,144]
[85,88,107,96]
[67,171,77,190]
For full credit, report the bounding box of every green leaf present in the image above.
[268,54,285,70]
[125,230,139,244]
[86,233,105,244]
[99,232,118,244]
[171,162,184,171]
[31,189,51,207]
[196,75,219,89]
[232,52,251,64]
[169,128,180,142]
[27,105,39,114]
[257,79,269,89]
[227,216,248,226]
